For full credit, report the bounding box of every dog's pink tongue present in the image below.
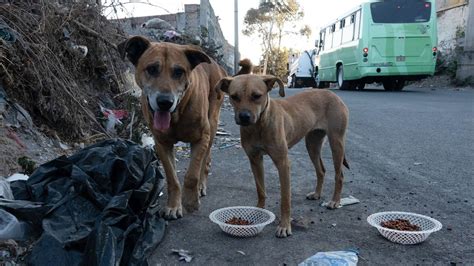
[153,111,171,132]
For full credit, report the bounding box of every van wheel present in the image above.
[315,74,326,88]
[357,82,366,90]
[337,66,355,90]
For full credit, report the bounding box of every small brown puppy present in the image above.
[215,74,349,237]
[119,36,226,219]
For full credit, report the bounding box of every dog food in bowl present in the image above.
[381,219,421,231]
[367,211,442,244]
[226,217,253,225]
[209,206,275,237]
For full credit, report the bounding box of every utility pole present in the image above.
[234,0,240,75]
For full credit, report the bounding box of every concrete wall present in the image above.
[456,0,474,83]
[436,1,470,53]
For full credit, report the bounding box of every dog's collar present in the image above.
[261,96,270,115]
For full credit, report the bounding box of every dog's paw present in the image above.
[183,189,201,212]
[306,192,321,200]
[275,224,292,238]
[326,200,340,210]
[199,183,207,197]
[160,205,183,220]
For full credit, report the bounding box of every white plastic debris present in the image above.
[140,134,155,149]
[6,173,29,182]
[299,250,358,266]
[171,249,193,263]
[321,196,360,209]
[0,177,14,200]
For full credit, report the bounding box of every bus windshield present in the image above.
[371,1,432,23]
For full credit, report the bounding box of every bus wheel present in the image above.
[337,66,354,90]
[383,79,405,91]
[394,79,405,91]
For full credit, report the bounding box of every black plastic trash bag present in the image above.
[0,139,166,265]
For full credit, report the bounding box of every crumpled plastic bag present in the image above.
[0,139,166,265]
[299,250,359,266]
[0,177,13,200]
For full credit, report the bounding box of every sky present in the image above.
[104,0,366,62]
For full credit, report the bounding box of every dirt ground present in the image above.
[149,83,473,265]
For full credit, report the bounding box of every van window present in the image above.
[371,1,431,23]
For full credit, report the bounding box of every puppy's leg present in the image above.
[156,142,183,220]
[183,131,211,212]
[198,153,210,197]
[269,151,292,238]
[248,152,266,208]
[327,133,346,209]
[305,130,326,200]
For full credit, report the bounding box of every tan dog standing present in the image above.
[215,74,350,237]
[120,36,226,219]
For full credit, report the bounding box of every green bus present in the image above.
[315,0,438,91]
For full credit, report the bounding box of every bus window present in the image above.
[327,26,334,49]
[354,10,361,40]
[342,17,353,43]
[371,1,431,23]
[320,31,325,51]
[333,22,342,47]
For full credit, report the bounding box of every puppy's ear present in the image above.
[261,75,285,97]
[215,77,233,94]
[184,48,211,70]
[118,36,151,66]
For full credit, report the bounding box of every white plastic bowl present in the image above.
[209,206,275,237]
[367,211,442,245]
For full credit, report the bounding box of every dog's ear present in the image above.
[118,36,151,66]
[214,77,233,94]
[184,48,211,70]
[261,75,285,97]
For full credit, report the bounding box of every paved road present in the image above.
[151,85,474,265]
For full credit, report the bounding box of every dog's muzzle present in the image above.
[147,92,178,132]
[236,110,252,126]
[156,94,174,112]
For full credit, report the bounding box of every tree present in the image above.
[260,48,290,81]
[243,0,309,75]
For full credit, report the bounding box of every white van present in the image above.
[287,50,317,88]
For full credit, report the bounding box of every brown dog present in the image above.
[119,36,226,219]
[215,74,349,237]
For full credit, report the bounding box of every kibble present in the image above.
[381,219,421,231]
[226,217,252,225]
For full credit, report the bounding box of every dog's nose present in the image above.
[238,111,251,125]
[156,95,174,111]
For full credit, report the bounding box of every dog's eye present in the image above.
[172,67,185,79]
[146,65,159,77]
[251,94,262,101]
[230,95,240,102]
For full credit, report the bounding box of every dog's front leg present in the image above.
[156,142,183,220]
[183,132,211,212]
[248,152,266,208]
[269,151,292,238]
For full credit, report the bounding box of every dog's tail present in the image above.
[343,156,350,170]
[234,58,253,76]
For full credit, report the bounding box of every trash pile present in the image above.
[0,139,166,265]
[125,17,228,72]
[0,1,137,141]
